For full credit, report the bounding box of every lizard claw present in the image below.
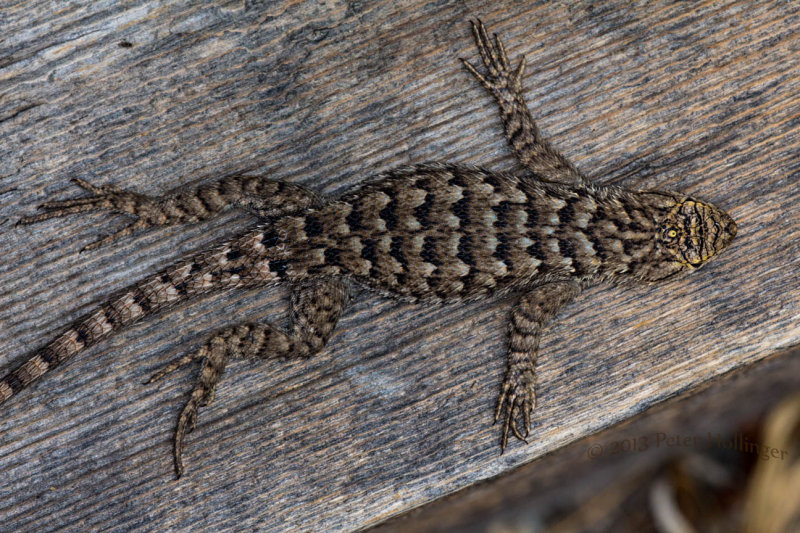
[16,177,158,249]
[496,366,536,451]
[145,350,205,385]
[464,19,526,97]
[80,219,149,252]
[169,351,221,479]
[173,392,202,479]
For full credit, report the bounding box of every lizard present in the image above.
[0,20,737,478]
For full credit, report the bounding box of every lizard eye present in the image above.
[662,227,679,243]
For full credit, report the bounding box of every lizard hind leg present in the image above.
[16,174,322,251]
[165,278,348,479]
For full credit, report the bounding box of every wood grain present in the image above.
[0,1,798,531]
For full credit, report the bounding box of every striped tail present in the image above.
[0,225,286,405]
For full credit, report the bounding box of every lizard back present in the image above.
[281,163,653,300]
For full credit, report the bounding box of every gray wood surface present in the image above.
[0,1,798,532]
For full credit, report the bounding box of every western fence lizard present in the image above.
[1,20,737,478]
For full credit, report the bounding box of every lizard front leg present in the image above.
[17,175,321,250]
[462,20,588,186]
[498,280,581,450]
[147,278,348,478]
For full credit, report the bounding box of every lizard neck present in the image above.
[517,182,676,284]
[592,187,682,281]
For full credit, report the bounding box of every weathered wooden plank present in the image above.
[0,1,798,532]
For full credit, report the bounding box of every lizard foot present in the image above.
[173,391,201,479]
[461,19,526,102]
[167,346,224,478]
[16,177,158,251]
[494,365,536,451]
[172,375,219,479]
[145,351,206,385]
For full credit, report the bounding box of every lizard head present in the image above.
[658,197,737,267]
[634,193,737,281]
